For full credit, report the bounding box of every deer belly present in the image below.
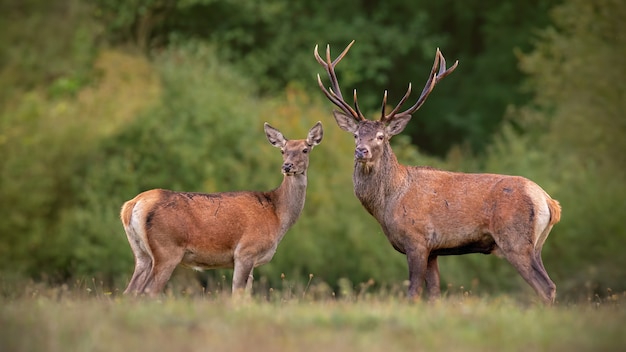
[430,234,496,256]
[181,250,235,270]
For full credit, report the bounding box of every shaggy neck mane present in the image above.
[353,142,407,219]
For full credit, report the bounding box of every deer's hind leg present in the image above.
[491,193,556,303]
[531,224,557,302]
[425,255,441,300]
[140,246,185,296]
[503,249,555,303]
[494,228,556,303]
[123,228,153,295]
[124,254,152,295]
[232,258,255,296]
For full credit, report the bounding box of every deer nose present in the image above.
[355,147,369,159]
[282,162,294,173]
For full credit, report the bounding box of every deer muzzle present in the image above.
[355,146,370,161]
[282,162,295,175]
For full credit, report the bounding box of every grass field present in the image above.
[1,279,625,352]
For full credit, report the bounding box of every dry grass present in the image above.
[1,278,625,352]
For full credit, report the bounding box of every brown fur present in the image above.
[337,114,561,304]
[121,122,323,296]
[315,42,561,303]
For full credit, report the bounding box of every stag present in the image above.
[121,122,323,296]
[315,41,561,303]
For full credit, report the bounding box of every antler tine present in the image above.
[323,44,345,101]
[384,48,458,121]
[435,49,459,82]
[315,74,361,120]
[380,90,388,119]
[316,74,350,111]
[314,40,364,121]
[353,89,365,120]
[381,83,412,122]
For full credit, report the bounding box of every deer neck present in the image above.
[353,144,407,219]
[271,172,308,234]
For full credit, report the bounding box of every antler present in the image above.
[315,42,458,124]
[314,40,365,121]
[381,49,458,123]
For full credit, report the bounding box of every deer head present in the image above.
[264,121,323,176]
[314,40,458,164]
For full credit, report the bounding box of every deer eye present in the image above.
[302,148,309,154]
[377,134,384,141]
[281,149,285,154]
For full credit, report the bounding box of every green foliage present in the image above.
[0,49,161,282]
[408,0,561,155]
[2,0,624,302]
[90,0,561,156]
[0,0,98,104]
[0,0,102,278]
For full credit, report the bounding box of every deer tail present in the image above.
[120,198,137,228]
[547,197,561,226]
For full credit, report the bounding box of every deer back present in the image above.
[124,189,281,256]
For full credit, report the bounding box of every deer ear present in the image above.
[386,114,412,136]
[333,110,359,133]
[264,122,287,148]
[306,121,324,147]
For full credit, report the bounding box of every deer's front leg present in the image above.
[406,247,428,300]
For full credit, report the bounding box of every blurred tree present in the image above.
[4,0,622,301]
[408,0,561,155]
[93,0,177,51]
[0,0,99,106]
[0,49,160,281]
[0,0,102,278]
[91,0,561,156]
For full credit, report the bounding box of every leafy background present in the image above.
[1,0,624,301]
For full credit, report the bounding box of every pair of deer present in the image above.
[122,41,561,304]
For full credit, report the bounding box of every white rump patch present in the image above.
[525,183,551,249]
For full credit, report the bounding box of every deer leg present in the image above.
[425,255,441,300]
[502,249,555,304]
[245,269,254,293]
[533,225,556,295]
[140,248,184,296]
[533,248,556,303]
[534,250,550,279]
[232,259,254,295]
[534,224,557,302]
[527,256,556,304]
[124,256,152,295]
[123,231,153,295]
[406,248,428,300]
